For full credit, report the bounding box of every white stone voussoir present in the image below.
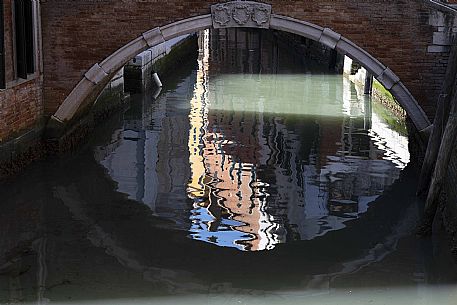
[336,38,385,77]
[53,78,95,122]
[319,28,341,49]
[84,63,108,85]
[270,15,323,41]
[100,37,148,74]
[142,27,165,48]
[377,67,400,90]
[160,15,212,41]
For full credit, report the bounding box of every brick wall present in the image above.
[0,78,43,142]
[0,0,453,145]
[0,0,44,144]
[40,0,454,122]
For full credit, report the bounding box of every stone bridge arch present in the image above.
[44,0,457,133]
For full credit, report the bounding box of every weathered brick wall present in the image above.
[0,0,44,144]
[0,78,43,142]
[40,0,453,121]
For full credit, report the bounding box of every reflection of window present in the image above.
[14,0,34,79]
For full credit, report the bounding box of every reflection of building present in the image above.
[95,28,410,252]
[95,70,195,227]
[187,30,282,251]
[186,29,409,250]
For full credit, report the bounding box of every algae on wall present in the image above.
[372,79,407,136]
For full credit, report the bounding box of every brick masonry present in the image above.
[1,0,457,172]
[40,0,456,122]
[0,0,44,144]
[0,0,455,145]
[0,0,44,178]
[0,78,44,142]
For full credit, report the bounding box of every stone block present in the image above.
[433,32,453,45]
[129,50,152,67]
[84,64,108,85]
[429,11,446,27]
[161,15,212,41]
[53,78,95,122]
[100,37,148,74]
[428,45,451,53]
[151,44,167,60]
[270,15,323,41]
[319,28,341,49]
[336,37,385,77]
[376,67,399,90]
[142,27,165,48]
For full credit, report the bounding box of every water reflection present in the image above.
[1,29,456,304]
[96,29,409,251]
[184,29,408,251]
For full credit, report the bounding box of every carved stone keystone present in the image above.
[211,1,272,29]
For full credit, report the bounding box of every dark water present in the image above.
[0,29,456,304]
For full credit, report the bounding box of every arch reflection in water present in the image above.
[186,29,408,251]
[96,28,409,252]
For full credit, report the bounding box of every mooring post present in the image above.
[417,38,457,197]
[364,72,373,95]
[417,102,457,236]
[417,94,451,196]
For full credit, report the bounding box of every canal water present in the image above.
[0,29,456,304]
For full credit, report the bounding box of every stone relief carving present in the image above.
[211,1,272,29]
[213,6,231,26]
[232,4,251,25]
[252,6,270,26]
